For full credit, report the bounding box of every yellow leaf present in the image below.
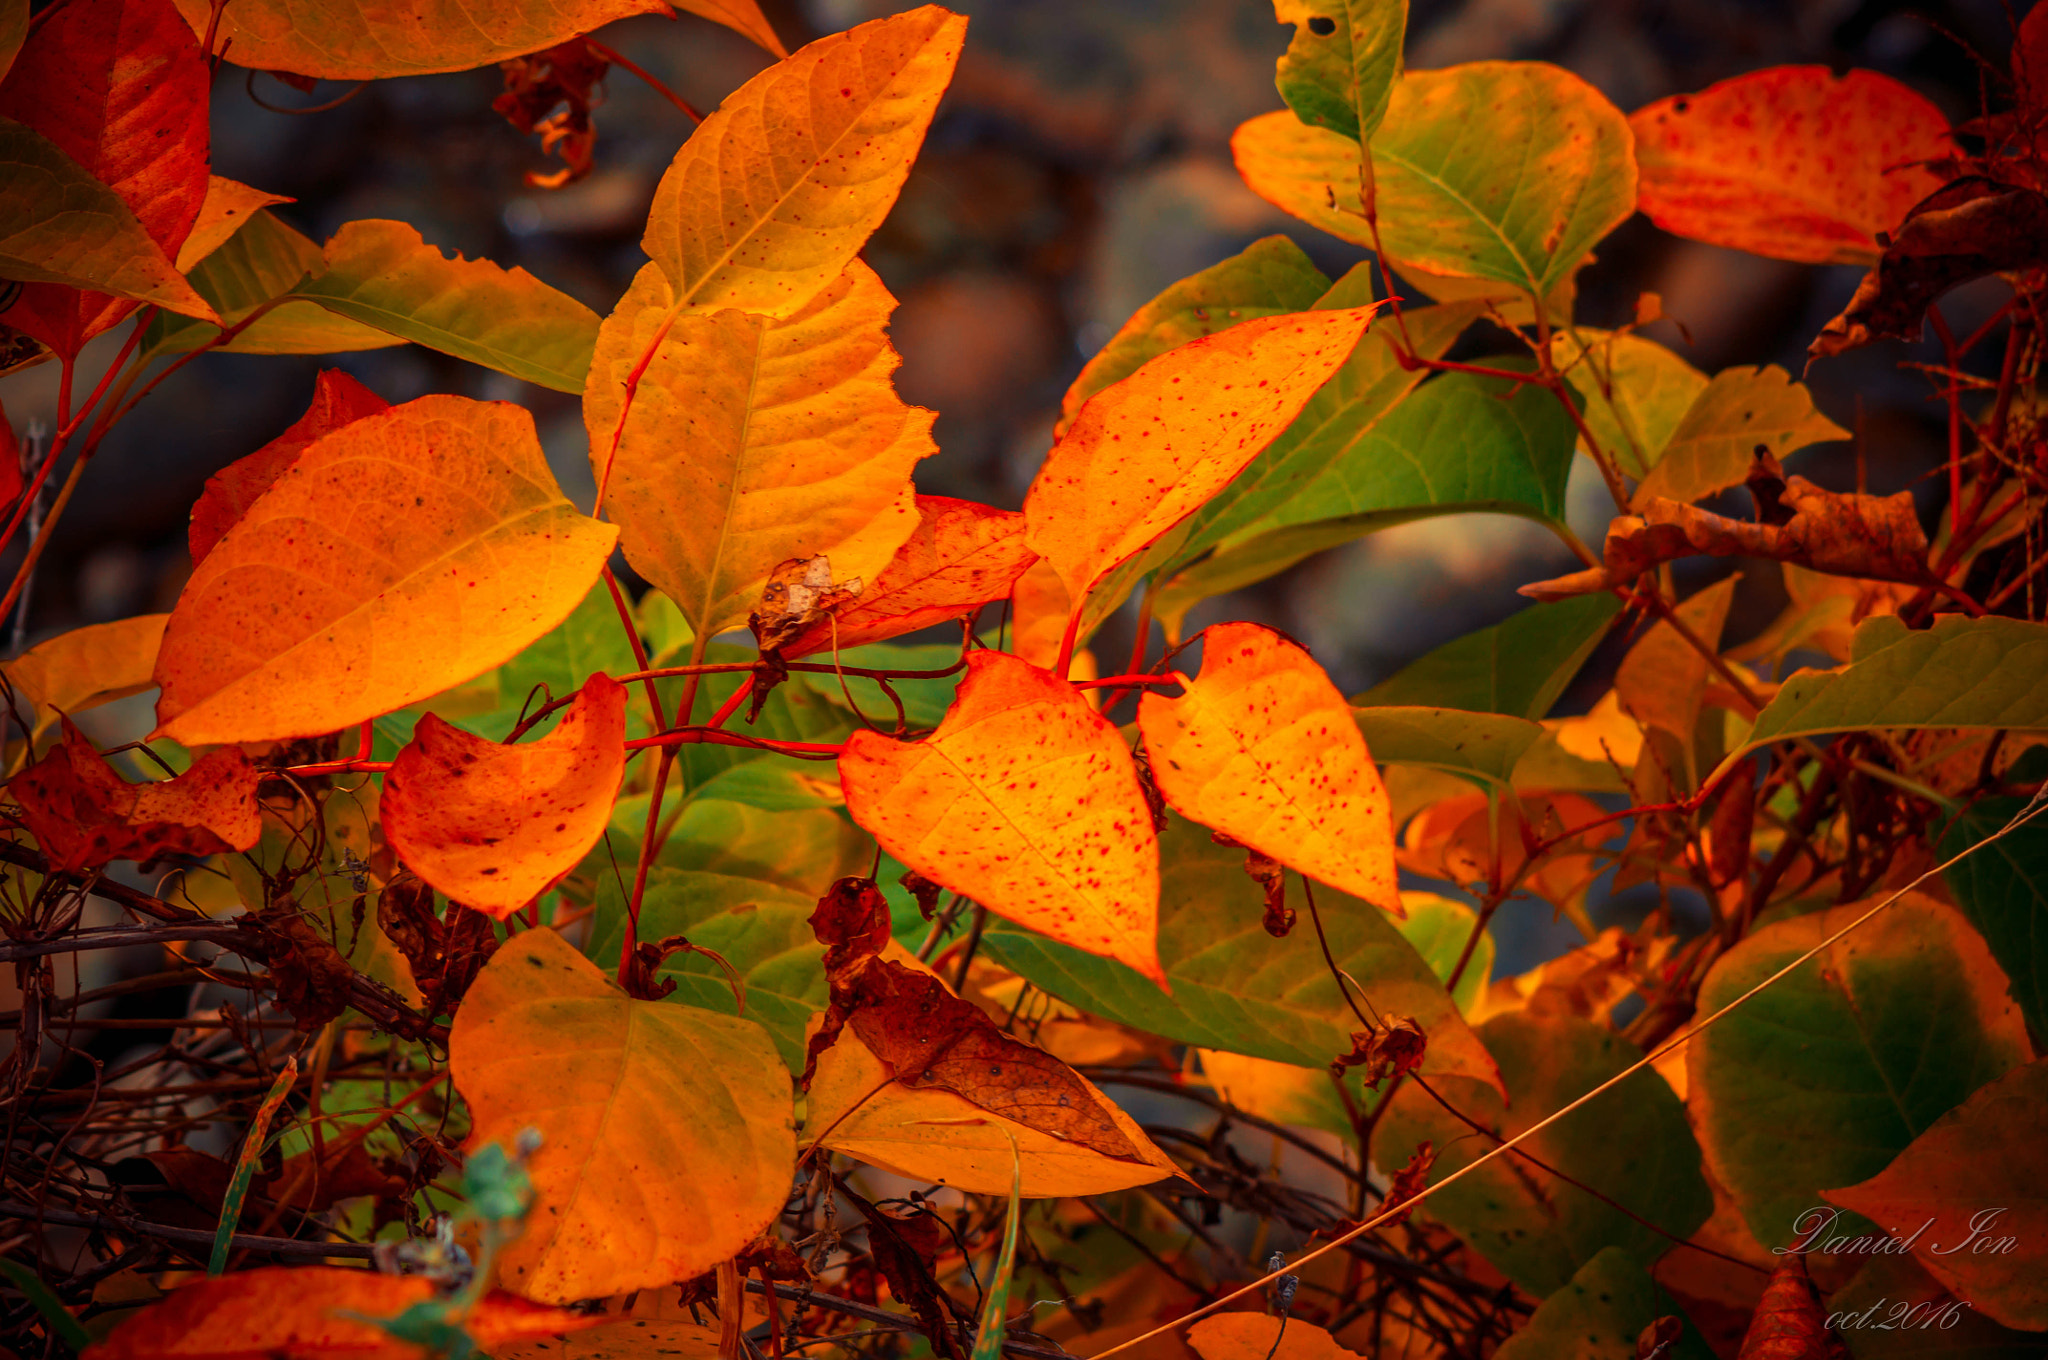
[451,929,796,1304]
[805,1019,1180,1197]
[1023,308,1376,610]
[1199,1049,1351,1139]
[839,650,1163,984]
[1614,575,1737,747]
[176,175,292,272]
[1631,364,1849,509]
[152,395,618,746]
[1189,1313,1363,1360]
[1229,109,1374,248]
[2,613,167,741]
[384,675,628,918]
[1140,622,1400,913]
[587,260,931,638]
[643,6,966,316]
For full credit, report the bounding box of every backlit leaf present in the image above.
[384,675,627,918]
[1357,595,1619,721]
[840,650,1164,984]
[85,1266,595,1360]
[1551,329,1706,481]
[152,395,618,746]
[1190,1313,1360,1360]
[1024,307,1377,607]
[1273,0,1407,143]
[296,220,601,394]
[981,813,1501,1085]
[1230,108,1374,247]
[167,0,672,79]
[9,721,259,873]
[0,0,211,354]
[1632,365,1847,508]
[1373,1011,1713,1294]
[1492,1247,1715,1360]
[176,176,292,272]
[775,496,1035,658]
[1,613,168,740]
[1940,797,2048,1040]
[643,6,965,316]
[1060,234,1329,436]
[1631,67,1951,266]
[1614,575,1736,747]
[451,928,796,1303]
[1141,622,1400,911]
[589,261,930,639]
[1687,893,2029,1250]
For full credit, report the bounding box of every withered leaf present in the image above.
[241,900,354,1031]
[802,876,1144,1162]
[6,720,260,872]
[1812,177,2048,360]
[750,556,863,655]
[1521,456,1933,601]
[494,38,610,189]
[376,879,500,1017]
[1734,1255,1851,1360]
[836,1179,963,1359]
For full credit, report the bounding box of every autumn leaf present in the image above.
[7,720,259,873]
[176,176,293,272]
[1272,0,1407,144]
[1189,1313,1361,1360]
[1551,329,1707,480]
[588,260,931,638]
[0,0,210,355]
[1613,575,1737,747]
[1140,622,1399,913]
[775,497,1037,658]
[1,613,168,739]
[82,1265,598,1360]
[839,650,1164,985]
[1731,1256,1849,1359]
[642,6,965,317]
[1630,66,1951,266]
[188,369,390,566]
[496,1319,725,1360]
[152,395,618,746]
[450,928,796,1303]
[1630,365,1847,508]
[383,674,627,918]
[1023,307,1377,614]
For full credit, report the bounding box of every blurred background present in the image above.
[0,0,2035,706]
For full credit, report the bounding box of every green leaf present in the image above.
[1940,797,2048,1040]
[1730,616,2048,766]
[295,220,600,393]
[1273,0,1408,143]
[1355,706,1545,785]
[690,762,843,812]
[1688,892,2030,1251]
[1395,891,1494,1014]
[1632,364,1847,507]
[1373,1012,1712,1296]
[0,117,216,320]
[980,814,1501,1087]
[613,795,865,898]
[1357,595,1620,720]
[1551,329,1706,480]
[0,1259,90,1353]
[1060,235,1329,435]
[589,868,829,1071]
[1493,1247,1716,1360]
[1158,369,1576,629]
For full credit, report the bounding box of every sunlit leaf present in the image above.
[384,675,626,918]
[451,929,795,1303]
[588,260,931,638]
[1940,797,2048,1040]
[1493,1247,1715,1360]
[1273,0,1407,143]
[167,0,672,79]
[1229,107,1374,247]
[1374,1011,1712,1294]
[176,176,292,272]
[1688,892,2028,1250]
[9,721,259,873]
[1190,1312,1361,1360]
[1551,329,1706,480]
[1631,67,1951,266]
[1614,575,1735,748]
[152,395,618,745]
[1025,307,1377,609]
[840,650,1164,984]
[296,220,601,394]
[643,6,965,316]
[1060,234,1330,436]
[1357,595,1619,721]
[1141,622,1400,911]
[1632,365,1847,508]
[1,613,168,740]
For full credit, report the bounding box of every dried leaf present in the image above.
[239,900,355,1031]
[188,369,389,567]
[383,675,627,918]
[495,39,610,189]
[8,721,258,872]
[839,650,1164,985]
[152,395,618,745]
[1631,66,1951,265]
[1139,622,1399,912]
[377,880,500,1016]
[749,557,864,655]
[775,497,1037,659]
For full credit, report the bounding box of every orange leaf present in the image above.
[1139,622,1399,913]
[8,720,258,873]
[1022,307,1376,608]
[775,496,1037,658]
[1630,67,1950,266]
[839,650,1164,985]
[1733,1255,1850,1359]
[152,395,618,746]
[188,370,389,567]
[0,0,210,357]
[383,674,627,917]
[176,175,294,272]
[82,1265,597,1360]
[1188,1313,1362,1360]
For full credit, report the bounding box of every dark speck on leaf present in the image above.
[1307,14,1336,33]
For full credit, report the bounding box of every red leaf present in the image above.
[1735,1255,1850,1359]
[7,720,259,873]
[189,371,390,566]
[0,0,210,357]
